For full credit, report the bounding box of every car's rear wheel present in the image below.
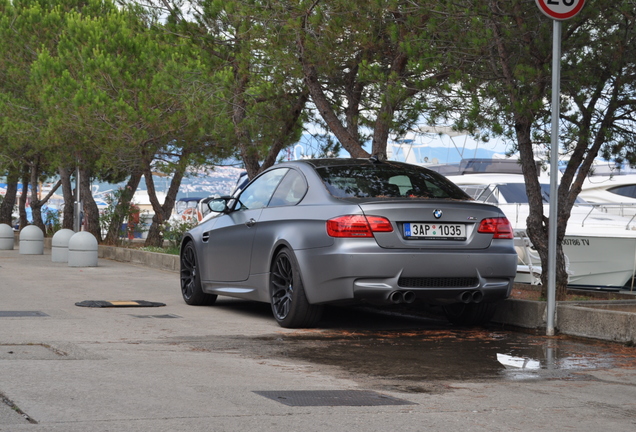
[180,241,217,306]
[270,248,323,328]
[443,302,497,326]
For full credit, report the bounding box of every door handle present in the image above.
[245,218,257,227]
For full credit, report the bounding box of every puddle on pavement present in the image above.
[255,329,636,384]
[181,303,636,390]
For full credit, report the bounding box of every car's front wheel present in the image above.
[270,248,323,328]
[180,241,217,306]
[442,302,497,326]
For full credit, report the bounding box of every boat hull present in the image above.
[562,235,636,288]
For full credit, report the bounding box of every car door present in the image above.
[200,168,288,282]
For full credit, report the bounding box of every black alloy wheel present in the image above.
[270,248,322,328]
[180,241,217,306]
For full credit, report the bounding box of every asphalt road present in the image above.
[1,249,636,431]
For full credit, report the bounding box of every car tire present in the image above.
[180,241,217,306]
[270,248,323,328]
[442,302,497,326]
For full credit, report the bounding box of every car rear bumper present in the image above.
[295,240,517,305]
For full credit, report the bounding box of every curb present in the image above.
[98,245,180,273]
[493,299,547,329]
[493,297,636,344]
[556,301,636,344]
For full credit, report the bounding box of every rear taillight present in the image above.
[477,217,513,239]
[327,215,393,238]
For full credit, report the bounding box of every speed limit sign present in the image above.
[535,0,585,20]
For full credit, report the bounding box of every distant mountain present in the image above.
[93,165,246,201]
[175,166,246,199]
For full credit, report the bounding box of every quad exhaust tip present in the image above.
[460,290,483,304]
[389,291,416,304]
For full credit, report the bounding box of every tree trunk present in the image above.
[59,166,75,230]
[300,60,369,159]
[260,91,310,171]
[144,158,187,248]
[516,119,569,300]
[29,161,46,233]
[79,168,101,241]
[103,172,143,245]
[0,167,19,226]
[26,161,63,236]
[295,10,369,159]
[370,52,409,160]
[18,175,28,229]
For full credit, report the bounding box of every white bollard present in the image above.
[68,231,99,267]
[19,225,44,255]
[51,229,76,263]
[0,223,14,250]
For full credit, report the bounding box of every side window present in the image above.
[269,170,307,207]
[389,175,413,196]
[235,169,288,211]
[609,184,636,199]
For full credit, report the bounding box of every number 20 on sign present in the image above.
[535,0,585,20]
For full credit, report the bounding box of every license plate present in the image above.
[404,223,466,240]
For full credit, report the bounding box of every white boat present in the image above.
[170,196,212,224]
[579,172,636,218]
[443,170,636,289]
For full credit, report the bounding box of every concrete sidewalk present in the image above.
[2,248,636,431]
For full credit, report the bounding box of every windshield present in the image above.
[498,183,586,204]
[315,163,470,200]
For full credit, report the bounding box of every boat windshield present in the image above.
[609,184,636,199]
[497,183,586,204]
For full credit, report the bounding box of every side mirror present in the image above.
[207,197,231,213]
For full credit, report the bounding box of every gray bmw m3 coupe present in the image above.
[180,158,517,328]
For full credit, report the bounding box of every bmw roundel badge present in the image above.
[433,209,443,219]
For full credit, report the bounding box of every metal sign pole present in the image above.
[74,166,81,233]
[535,0,585,336]
[546,20,562,336]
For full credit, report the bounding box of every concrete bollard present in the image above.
[51,229,76,263]
[68,231,98,267]
[19,225,44,255]
[0,223,14,250]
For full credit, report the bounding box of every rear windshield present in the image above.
[315,163,470,200]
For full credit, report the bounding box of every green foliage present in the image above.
[138,245,180,255]
[160,218,197,249]
[43,208,61,236]
[99,188,146,243]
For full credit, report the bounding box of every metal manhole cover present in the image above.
[254,390,415,407]
[0,311,48,317]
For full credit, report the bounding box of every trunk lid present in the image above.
[357,199,506,250]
